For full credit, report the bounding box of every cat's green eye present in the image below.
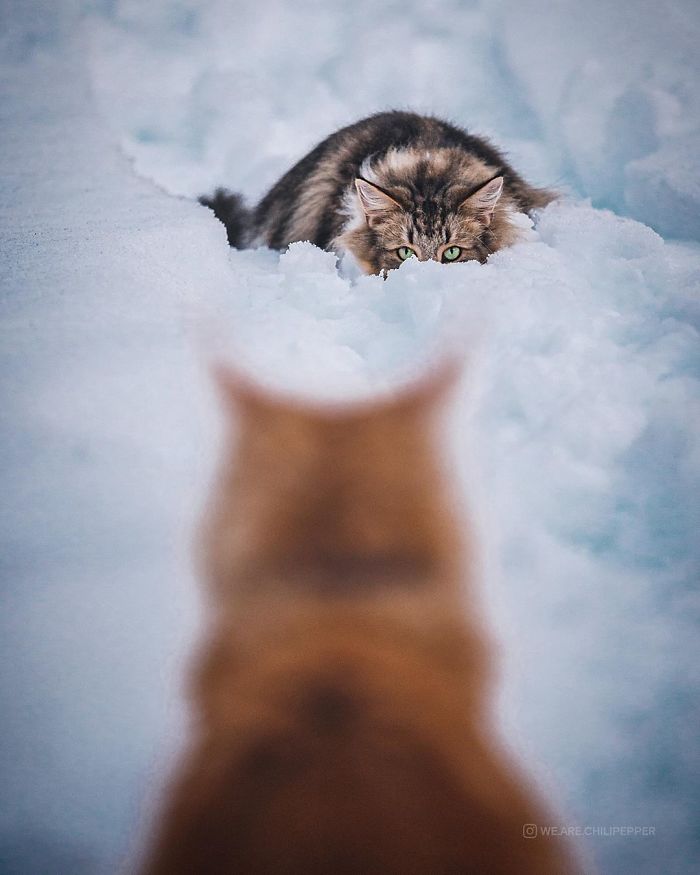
[442,246,462,262]
[397,246,415,261]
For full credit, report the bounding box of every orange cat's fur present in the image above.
[140,364,580,875]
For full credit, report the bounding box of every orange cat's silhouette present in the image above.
[140,364,580,875]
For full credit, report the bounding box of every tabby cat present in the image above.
[200,110,554,274]
[139,363,580,875]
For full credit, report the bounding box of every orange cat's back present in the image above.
[139,364,580,875]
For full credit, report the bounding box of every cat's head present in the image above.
[201,361,465,597]
[336,149,519,275]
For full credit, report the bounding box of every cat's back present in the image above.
[143,613,572,875]
[252,111,539,250]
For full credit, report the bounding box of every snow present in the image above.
[1,1,699,874]
[498,0,700,240]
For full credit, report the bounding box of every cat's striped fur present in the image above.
[200,111,555,274]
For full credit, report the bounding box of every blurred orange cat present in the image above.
[139,363,580,875]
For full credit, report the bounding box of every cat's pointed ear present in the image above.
[355,178,402,222]
[460,176,504,227]
[388,355,464,418]
[212,363,268,414]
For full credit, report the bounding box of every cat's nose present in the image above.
[418,245,438,262]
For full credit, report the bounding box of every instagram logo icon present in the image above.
[522,824,538,839]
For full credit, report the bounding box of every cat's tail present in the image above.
[198,188,251,248]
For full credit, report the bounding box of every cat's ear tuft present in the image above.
[390,355,464,418]
[212,363,245,409]
[354,178,402,222]
[212,363,266,413]
[460,176,504,226]
[212,364,301,424]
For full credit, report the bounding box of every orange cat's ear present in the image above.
[355,178,403,221]
[212,363,268,414]
[460,175,503,227]
[388,356,464,417]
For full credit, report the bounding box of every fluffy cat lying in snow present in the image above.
[139,363,579,875]
[200,110,555,275]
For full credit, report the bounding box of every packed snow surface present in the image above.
[1,1,699,874]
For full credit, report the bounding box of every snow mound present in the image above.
[500,0,700,239]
